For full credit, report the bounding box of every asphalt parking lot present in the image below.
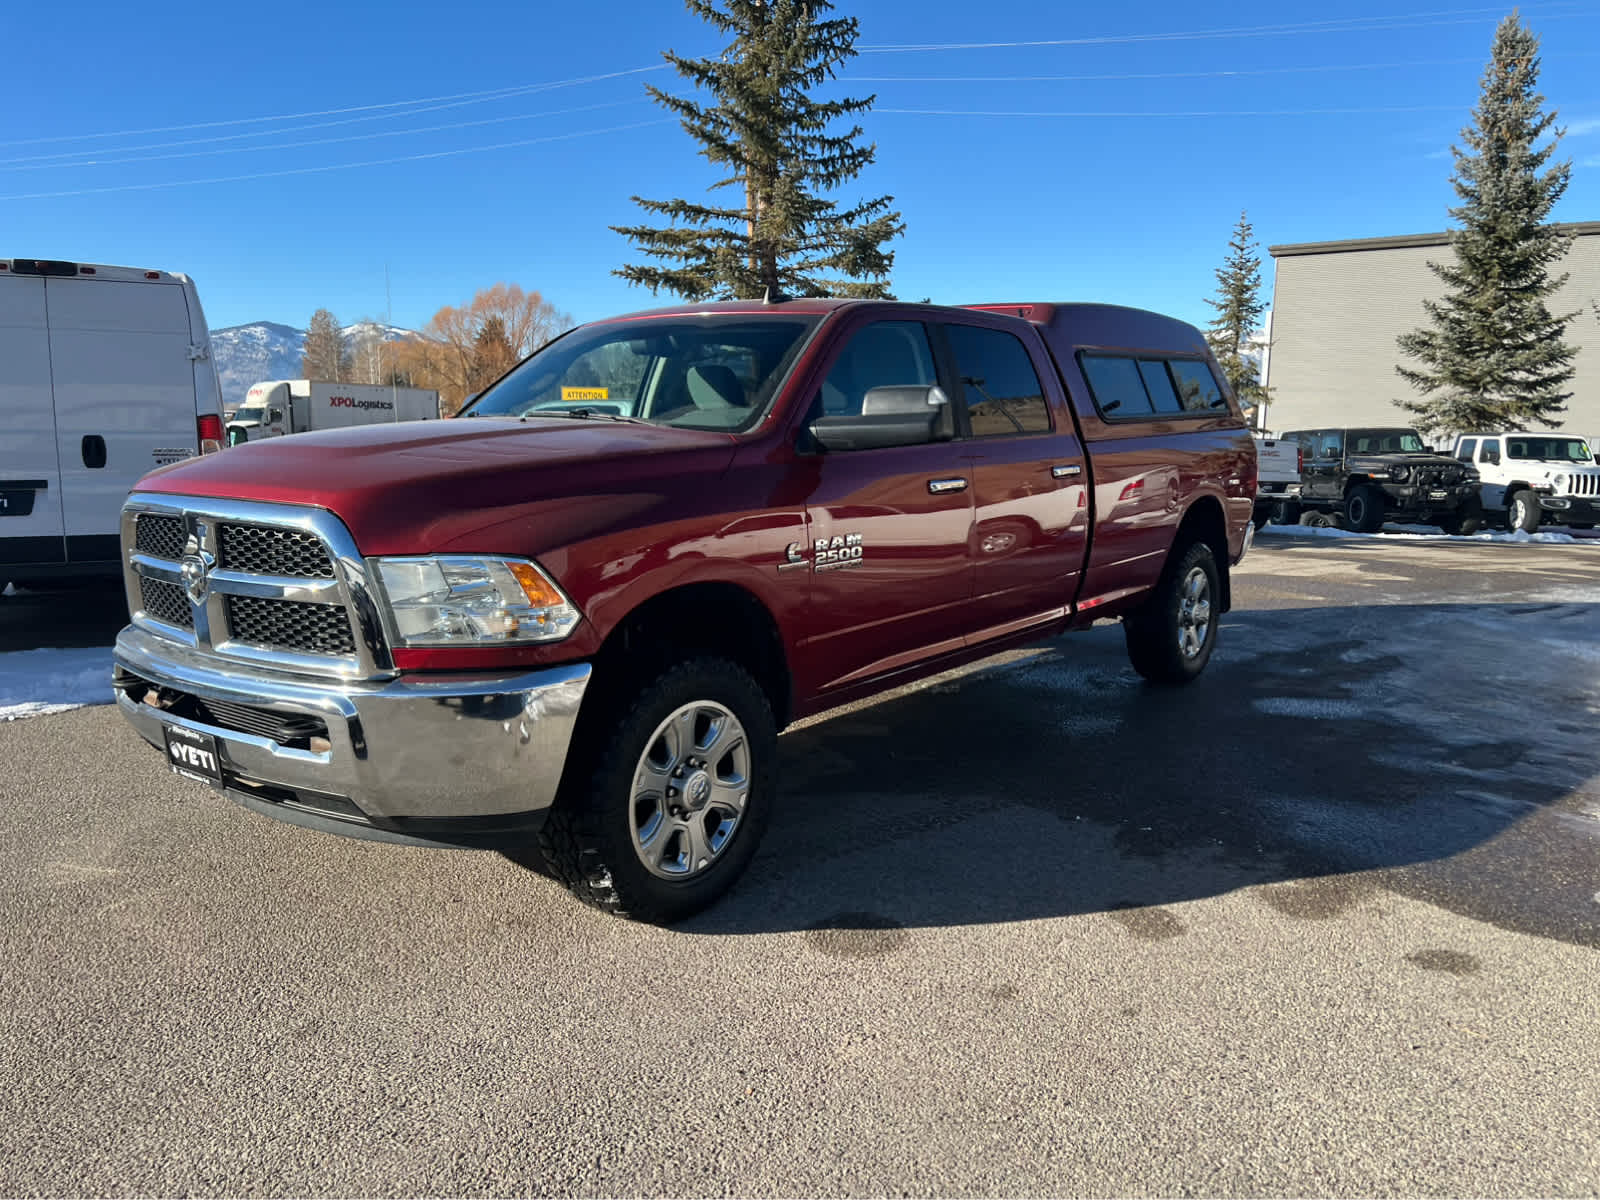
[2,532,1597,1197]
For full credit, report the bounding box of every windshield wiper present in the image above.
[521,407,648,424]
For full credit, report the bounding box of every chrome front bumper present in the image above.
[114,625,591,847]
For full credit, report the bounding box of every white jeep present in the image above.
[1450,432,1600,532]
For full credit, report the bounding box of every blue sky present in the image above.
[3,1,1598,334]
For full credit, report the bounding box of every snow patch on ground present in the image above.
[1252,696,1367,719]
[0,648,114,720]
[1261,523,1597,546]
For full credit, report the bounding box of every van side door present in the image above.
[0,274,66,570]
[47,277,201,565]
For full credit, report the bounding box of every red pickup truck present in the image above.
[113,299,1256,921]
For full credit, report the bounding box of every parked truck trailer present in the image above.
[226,380,440,444]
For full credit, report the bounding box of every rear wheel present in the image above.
[534,656,776,924]
[1124,540,1220,684]
[1344,485,1385,533]
[1270,498,1301,525]
[1508,489,1541,533]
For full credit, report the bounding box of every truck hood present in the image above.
[135,417,738,555]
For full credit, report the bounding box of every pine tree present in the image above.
[470,317,517,391]
[301,308,349,382]
[1203,211,1268,420]
[613,0,903,300]
[1395,13,1577,435]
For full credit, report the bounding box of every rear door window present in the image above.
[943,323,1051,436]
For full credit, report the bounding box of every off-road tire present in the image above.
[1344,485,1385,533]
[1124,540,1220,685]
[1509,489,1541,533]
[533,656,776,924]
[1436,497,1483,536]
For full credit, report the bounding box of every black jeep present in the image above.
[1281,427,1482,534]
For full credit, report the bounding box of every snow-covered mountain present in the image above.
[209,320,423,408]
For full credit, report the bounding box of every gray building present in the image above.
[1261,222,1600,445]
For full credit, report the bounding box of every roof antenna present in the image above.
[762,284,786,305]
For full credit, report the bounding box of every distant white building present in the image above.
[1259,223,1600,444]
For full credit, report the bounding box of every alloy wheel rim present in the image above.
[1176,566,1212,659]
[629,701,750,880]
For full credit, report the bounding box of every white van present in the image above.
[1,258,224,588]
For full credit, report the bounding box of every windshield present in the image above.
[1505,436,1593,462]
[1348,429,1427,454]
[461,315,821,432]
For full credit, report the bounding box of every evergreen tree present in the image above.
[613,0,903,300]
[1203,211,1268,420]
[1395,13,1577,435]
[470,317,517,391]
[301,308,349,382]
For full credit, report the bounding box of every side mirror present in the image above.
[808,385,950,452]
[1484,451,1500,465]
[270,407,284,422]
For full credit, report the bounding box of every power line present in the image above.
[1,98,656,173]
[856,4,1592,52]
[0,119,677,203]
[874,105,1465,117]
[841,53,1600,85]
[0,65,671,153]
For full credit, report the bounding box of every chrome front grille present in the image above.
[140,577,193,629]
[218,522,334,577]
[121,495,392,679]
[135,513,187,560]
[225,596,357,656]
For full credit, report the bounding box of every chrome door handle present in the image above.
[1051,464,1082,478]
[928,477,968,495]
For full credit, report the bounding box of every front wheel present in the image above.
[1124,541,1220,684]
[1436,496,1483,536]
[1344,485,1385,533]
[1508,489,1541,533]
[535,657,776,923]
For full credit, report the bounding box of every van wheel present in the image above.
[1124,541,1219,685]
[1508,489,1541,533]
[1344,485,1385,533]
[534,657,776,924]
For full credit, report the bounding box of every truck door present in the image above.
[937,316,1086,641]
[1303,430,1344,501]
[46,277,199,565]
[0,272,66,572]
[794,318,976,696]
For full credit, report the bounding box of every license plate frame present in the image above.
[163,724,224,785]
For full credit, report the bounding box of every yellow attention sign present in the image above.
[560,386,609,402]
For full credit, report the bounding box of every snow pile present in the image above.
[1260,522,1599,546]
[0,648,114,720]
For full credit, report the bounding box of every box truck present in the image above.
[1,257,225,589]
[226,380,441,444]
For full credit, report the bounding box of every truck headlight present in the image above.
[1552,473,1568,490]
[372,556,580,646]
[1389,466,1411,482]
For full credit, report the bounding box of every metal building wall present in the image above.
[1263,225,1600,445]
